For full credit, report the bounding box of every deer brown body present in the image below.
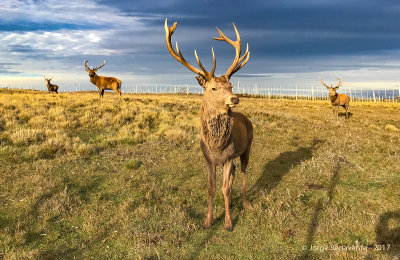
[43,75,58,94]
[165,19,252,231]
[320,78,350,119]
[84,61,122,98]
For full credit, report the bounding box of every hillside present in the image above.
[0,89,399,259]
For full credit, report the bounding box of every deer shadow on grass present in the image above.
[184,138,323,259]
[363,211,400,259]
[298,156,344,260]
[248,138,324,200]
[23,176,105,256]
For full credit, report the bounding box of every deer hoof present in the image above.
[203,224,211,230]
[225,226,233,232]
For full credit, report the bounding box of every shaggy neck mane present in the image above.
[200,103,233,150]
[330,93,338,103]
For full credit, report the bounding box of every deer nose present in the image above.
[230,97,239,104]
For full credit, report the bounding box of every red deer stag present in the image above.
[84,60,122,98]
[320,77,350,119]
[165,19,253,231]
[43,75,59,94]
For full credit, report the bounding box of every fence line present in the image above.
[1,82,399,103]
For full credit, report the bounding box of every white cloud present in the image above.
[0,0,142,26]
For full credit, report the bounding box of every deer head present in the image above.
[320,77,342,97]
[43,75,53,84]
[84,60,106,78]
[165,19,250,113]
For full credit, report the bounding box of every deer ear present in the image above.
[223,75,230,81]
[196,75,208,88]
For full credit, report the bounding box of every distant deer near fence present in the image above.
[84,60,122,98]
[43,75,58,94]
[165,19,253,231]
[320,77,350,119]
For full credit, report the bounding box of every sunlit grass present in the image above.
[0,89,399,259]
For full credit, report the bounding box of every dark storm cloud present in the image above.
[0,62,21,74]
[1,0,400,85]
[101,0,400,58]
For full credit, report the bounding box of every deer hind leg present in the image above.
[204,160,216,229]
[118,84,122,97]
[100,89,105,98]
[240,149,250,208]
[222,160,235,231]
[345,103,349,119]
[116,88,122,97]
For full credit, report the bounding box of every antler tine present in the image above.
[165,19,212,79]
[84,60,91,70]
[320,78,330,88]
[336,77,342,88]
[49,76,54,81]
[194,48,216,79]
[96,60,106,71]
[213,23,248,78]
[43,74,47,80]
[231,44,250,75]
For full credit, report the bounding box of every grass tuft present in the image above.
[125,159,142,170]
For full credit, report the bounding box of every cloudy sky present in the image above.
[1,0,400,91]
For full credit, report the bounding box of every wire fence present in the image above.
[1,82,399,103]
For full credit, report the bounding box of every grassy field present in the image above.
[0,89,399,259]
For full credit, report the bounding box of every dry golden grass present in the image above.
[0,89,399,259]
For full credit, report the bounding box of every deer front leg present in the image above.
[228,164,235,208]
[222,160,235,231]
[333,106,338,120]
[204,160,216,229]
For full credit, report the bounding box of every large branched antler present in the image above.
[335,77,342,89]
[319,78,330,89]
[84,60,106,72]
[213,23,250,79]
[165,19,216,80]
[320,77,342,89]
[43,74,53,81]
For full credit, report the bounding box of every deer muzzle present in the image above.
[226,96,239,108]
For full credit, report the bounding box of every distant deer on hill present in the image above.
[84,60,122,98]
[43,75,58,94]
[165,19,253,231]
[320,77,350,119]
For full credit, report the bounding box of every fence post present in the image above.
[373,89,376,102]
[392,89,394,103]
[186,84,189,95]
[349,88,352,100]
[311,86,314,101]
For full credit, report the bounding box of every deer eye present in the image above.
[211,87,217,91]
